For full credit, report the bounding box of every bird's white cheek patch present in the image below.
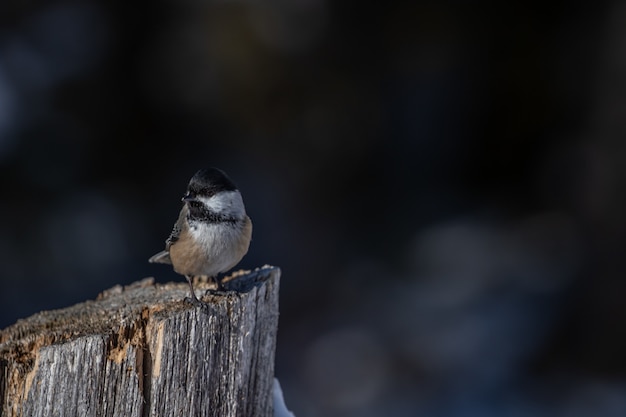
[198,191,245,215]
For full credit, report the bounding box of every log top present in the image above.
[0,265,279,361]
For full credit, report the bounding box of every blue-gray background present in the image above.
[1,1,626,416]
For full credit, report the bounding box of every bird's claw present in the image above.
[184,295,204,307]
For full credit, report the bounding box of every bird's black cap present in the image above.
[186,167,238,198]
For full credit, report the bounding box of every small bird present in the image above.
[149,167,253,304]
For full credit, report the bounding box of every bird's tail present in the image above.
[148,251,172,264]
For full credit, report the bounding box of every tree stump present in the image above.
[0,265,280,417]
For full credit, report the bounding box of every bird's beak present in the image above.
[182,192,197,202]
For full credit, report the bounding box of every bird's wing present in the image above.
[148,206,187,265]
[165,205,188,249]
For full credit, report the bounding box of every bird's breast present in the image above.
[168,217,251,277]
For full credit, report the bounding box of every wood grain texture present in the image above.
[0,265,280,417]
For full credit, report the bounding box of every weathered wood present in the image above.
[0,265,280,417]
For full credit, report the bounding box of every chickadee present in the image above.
[149,167,253,304]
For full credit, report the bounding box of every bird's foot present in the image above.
[183,288,206,307]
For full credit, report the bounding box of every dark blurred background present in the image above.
[1,0,626,415]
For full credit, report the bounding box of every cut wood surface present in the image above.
[0,265,280,417]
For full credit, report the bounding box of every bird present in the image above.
[149,167,253,305]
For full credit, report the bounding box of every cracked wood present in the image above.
[0,266,280,417]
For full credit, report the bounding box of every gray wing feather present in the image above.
[148,206,187,265]
[165,205,187,249]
